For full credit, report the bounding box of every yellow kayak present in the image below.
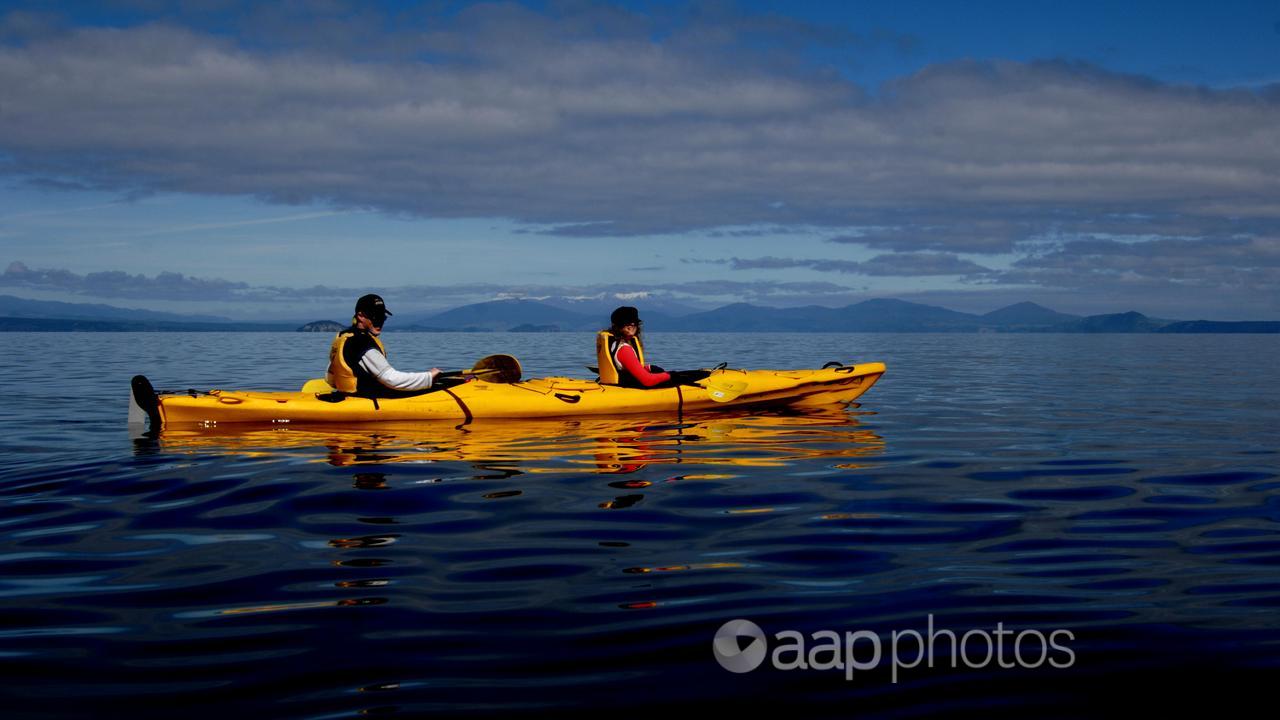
[130,361,885,426]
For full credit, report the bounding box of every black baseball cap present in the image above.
[610,306,640,326]
[355,294,392,321]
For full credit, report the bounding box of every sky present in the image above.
[1,0,1278,321]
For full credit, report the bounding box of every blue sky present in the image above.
[2,0,1278,321]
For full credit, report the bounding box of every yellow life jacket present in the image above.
[326,329,387,393]
[596,330,645,386]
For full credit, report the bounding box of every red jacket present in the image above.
[614,341,671,387]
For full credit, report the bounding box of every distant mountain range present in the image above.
[2,294,1277,333]
[396,298,1279,334]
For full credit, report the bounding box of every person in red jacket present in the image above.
[605,306,671,388]
[599,306,711,389]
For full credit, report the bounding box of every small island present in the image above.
[297,320,345,332]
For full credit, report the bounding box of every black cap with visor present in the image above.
[355,294,392,326]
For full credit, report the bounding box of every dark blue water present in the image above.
[2,332,1278,718]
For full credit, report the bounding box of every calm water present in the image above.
[1,332,1278,718]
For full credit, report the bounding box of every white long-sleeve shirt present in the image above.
[357,348,437,391]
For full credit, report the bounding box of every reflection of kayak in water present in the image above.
[140,411,886,473]
[130,361,885,426]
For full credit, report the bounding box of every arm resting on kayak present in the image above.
[616,343,671,387]
[359,349,440,391]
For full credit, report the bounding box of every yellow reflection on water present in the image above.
[145,408,885,476]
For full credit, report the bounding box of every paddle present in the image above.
[458,353,522,383]
[696,376,749,402]
[678,373,747,402]
[437,367,503,379]
[681,363,747,402]
[301,354,523,393]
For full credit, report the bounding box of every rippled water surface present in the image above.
[2,332,1278,718]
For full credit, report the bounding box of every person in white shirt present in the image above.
[325,294,441,396]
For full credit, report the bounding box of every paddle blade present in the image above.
[472,354,522,383]
[435,354,524,384]
[703,377,748,403]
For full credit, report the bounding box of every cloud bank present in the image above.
[1,2,1277,316]
[2,5,1276,231]
[723,253,992,276]
[1,259,858,311]
[2,261,251,301]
